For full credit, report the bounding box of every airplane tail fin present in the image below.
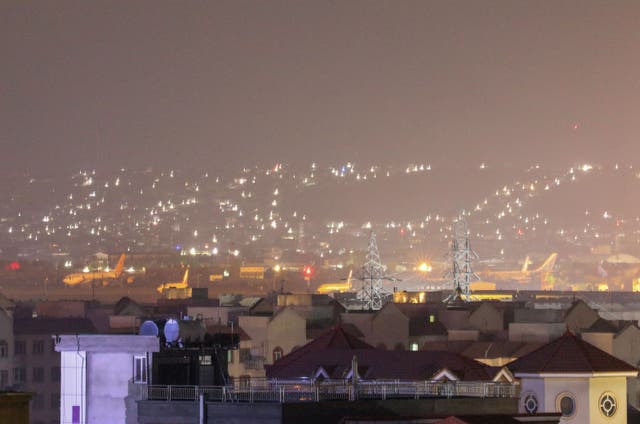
[182,267,190,285]
[114,254,126,277]
[535,253,558,273]
[521,256,531,273]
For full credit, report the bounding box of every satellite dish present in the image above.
[139,320,159,336]
[164,318,180,343]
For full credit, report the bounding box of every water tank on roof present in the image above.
[139,320,159,336]
[164,318,180,343]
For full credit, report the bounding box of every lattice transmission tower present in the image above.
[355,232,391,310]
[447,213,479,302]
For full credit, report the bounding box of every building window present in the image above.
[33,340,45,355]
[0,340,7,357]
[0,370,8,387]
[429,314,435,323]
[523,393,538,414]
[51,366,60,382]
[599,392,617,417]
[272,346,283,362]
[51,393,60,410]
[410,342,419,351]
[32,393,44,410]
[13,367,26,384]
[556,392,576,417]
[239,348,251,361]
[33,367,44,383]
[133,355,147,384]
[227,350,234,364]
[14,341,25,355]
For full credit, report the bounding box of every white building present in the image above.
[55,334,159,424]
[508,331,637,423]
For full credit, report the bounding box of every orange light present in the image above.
[303,265,313,278]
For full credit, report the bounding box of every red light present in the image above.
[5,261,20,271]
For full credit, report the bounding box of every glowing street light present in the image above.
[418,262,432,273]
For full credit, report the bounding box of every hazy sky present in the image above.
[2,0,640,174]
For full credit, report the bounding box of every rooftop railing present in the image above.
[144,380,517,403]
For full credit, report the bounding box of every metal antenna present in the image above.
[446,212,479,302]
[355,232,394,310]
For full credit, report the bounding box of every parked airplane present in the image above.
[479,253,558,286]
[157,267,190,294]
[63,254,126,286]
[316,270,353,295]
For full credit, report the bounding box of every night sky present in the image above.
[2,0,640,175]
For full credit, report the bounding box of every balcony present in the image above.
[144,379,518,403]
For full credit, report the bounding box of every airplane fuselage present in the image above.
[63,271,119,286]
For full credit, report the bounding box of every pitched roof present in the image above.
[507,331,637,375]
[615,322,640,340]
[583,318,617,333]
[267,348,498,381]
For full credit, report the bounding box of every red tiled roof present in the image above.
[267,324,373,371]
[267,348,496,381]
[507,331,637,374]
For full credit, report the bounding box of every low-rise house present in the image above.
[0,307,14,389]
[14,317,96,424]
[508,331,637,423]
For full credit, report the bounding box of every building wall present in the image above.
[14,333,60,424]
[86,352,136,424]
[518,377,546,413]
[238,316,270,347]
[613,325,640,367]
[564,302,599,333]
[447,329,479,342]
[468,303,503,332]
[0,308,13,389]
[581,332,613,355]
[370,305,408,349]
[542,377,589,423]
[36,301,87,319]
[340,313,373,344]
[187,306,246,324]
[60,350,86,424]
[588,376,627,424]
[137,397,518,424]
[57,335,159,424]
[509,323,565,343]
[266,308,306,364]
[228,338,267,380]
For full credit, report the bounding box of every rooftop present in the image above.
[507,331,638,375]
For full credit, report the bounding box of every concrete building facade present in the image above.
[55,334,159,424]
